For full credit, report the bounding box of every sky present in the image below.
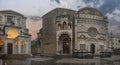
[0,0,120,40]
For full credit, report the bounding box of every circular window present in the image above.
[88,27,98,37]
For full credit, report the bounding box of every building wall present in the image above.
[42,8,75,56]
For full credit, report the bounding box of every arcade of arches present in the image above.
[0,29,30,54]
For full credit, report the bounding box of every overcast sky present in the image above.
[0,0,120,40]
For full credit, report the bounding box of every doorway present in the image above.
[7,43,13,54]
[63,38,70,54]
[59,34,71,54]
[90,44,95,54]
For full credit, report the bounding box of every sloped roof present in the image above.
[42,8,76,18]
[0,10,24,16]
[78,7,104,16]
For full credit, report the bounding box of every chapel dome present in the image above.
[78,7,104,17]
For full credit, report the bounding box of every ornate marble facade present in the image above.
[41,7,110,56]
[74,7,109,55]
[0,10,31,55]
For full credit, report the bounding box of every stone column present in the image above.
[18,41,21,54]
[5,15,7,23]
[26,41,28,54]
[26,38,31,54]
[2,16,5,23]
[13,16,15,25]
[70,40,72,55]
[4,15,5,22]
[4,40,7,54]
[56,40,59,54]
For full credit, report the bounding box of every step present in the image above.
[3,54,31,59]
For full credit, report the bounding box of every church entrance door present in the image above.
[63,38,70,54]
[59,34,71,55]
[7,43,13,54]
[90,44,95,54]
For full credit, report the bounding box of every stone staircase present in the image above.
[2,54,31,59]
[54,55,72,59]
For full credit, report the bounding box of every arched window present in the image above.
[63,21,66,29]
[79,35,86,39]
[68,22,71,29]
[58,23,61,30]
[0,27,2,31]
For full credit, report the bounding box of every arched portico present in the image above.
[7,29,19,54]
[58,34,71,55]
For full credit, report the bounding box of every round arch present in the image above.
[58,32,71,39]
[7,29,19,39]
[21,40,25,46]
[58,33,71,54]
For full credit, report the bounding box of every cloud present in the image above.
[51,0,60,4]
[45,0,120,38]
[29,16,41,21]
[26,17,42,40]
[110,25,120,38]
[82,0,104,8]
[107,8,120,38]
[99,0,120,15]
[1,0,120,39]
[50,0,86,10]
[49,0,120,38]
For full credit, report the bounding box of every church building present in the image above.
[0,10,31,55]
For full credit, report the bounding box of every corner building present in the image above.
[41,7,110,56]
[0,10,31,55]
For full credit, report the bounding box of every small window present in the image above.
[0,27,1,31]
[0,47,2,51]
[68,23,71,29]
[7,16,15,25]
[99,45,104,50]
[80,44,85,50]
[63,21,66,29]
[58,23,61,30]
[0,16,2,22]
[118,40,120,43]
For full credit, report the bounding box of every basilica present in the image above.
[41,7,111,56]
[0,10,31,55]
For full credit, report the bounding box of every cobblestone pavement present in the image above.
[1,55,120,65]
